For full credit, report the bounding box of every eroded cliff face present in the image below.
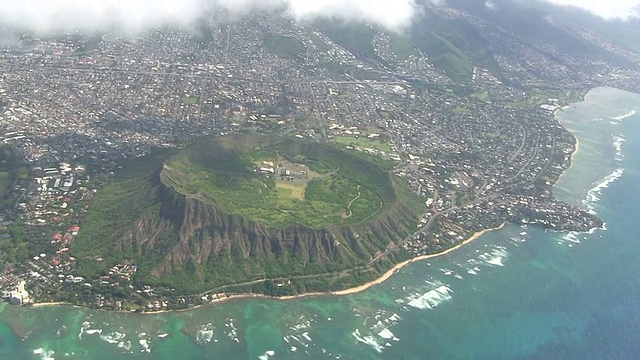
[112,172,419,285]
[71,136,425,292]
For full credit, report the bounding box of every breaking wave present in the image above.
[613,135,625,162]
[610,109,636,122]
[583,168,624,214]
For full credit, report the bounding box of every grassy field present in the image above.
[248,149,277,165]
[334,136,393,153]
[263,35,306,60]
[377,109,393,120]
[161,137,390,229]
[317,61,346,75]
[276,180,305,200]
[502,86,578,109]
[389,33,418,60]
[451,105,472,114]
[471,90,491,103]
[180,96,199,105]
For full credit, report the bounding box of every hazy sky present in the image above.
[542,0,640,20]
[0,0,637,36]
[0,0,417,34]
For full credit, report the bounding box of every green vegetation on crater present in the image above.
[162,135,391,229]
[0,146,35,271]
[71,135,425,294]
[71,150,176,278]
[333,136,393,153]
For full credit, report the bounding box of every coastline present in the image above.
[151,92,599,313]
[31,302,66,308]
[130,223,507,313]
[552,103,580,188]
[553,104,579,163]
[557,104,580,161]
[571,137,580,161]
[24,223,507,313]
[331,223,506,296]
[14,95,608,315]
[3,89,638,360]
[12,94,609,317]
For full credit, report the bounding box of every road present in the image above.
[366,193,499,266]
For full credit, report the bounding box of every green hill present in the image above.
[162,136,390,229]
[263,35,306,59]
[407,6,504,82]
[71,135,425,294]
[315,9,503,82]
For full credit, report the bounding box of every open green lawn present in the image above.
[334,136,393,153]
[377,109,393,120]
[471,90,491,103]
[451,105,472,114]
[276,186,295,208]
[276,180,305,201]
[264,35,306,60]
[502,86,578,109]
[248,149,277,165]
[180,96,199,105]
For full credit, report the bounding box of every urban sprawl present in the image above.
[1,11,638,310]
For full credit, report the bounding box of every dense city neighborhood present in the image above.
[0,7,637,311]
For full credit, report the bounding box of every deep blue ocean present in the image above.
[0,87,639,359]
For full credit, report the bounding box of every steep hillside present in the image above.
[316,6,502,82]
[410,7,503,81]
[71,136,425,293]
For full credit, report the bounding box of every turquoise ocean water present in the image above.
[1,87,639,359]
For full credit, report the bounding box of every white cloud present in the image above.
[282,0,417,30]
[485,1,499,11]
[0,0,418,35]
[539,0,640,20]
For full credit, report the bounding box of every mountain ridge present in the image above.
[71,136,425,293]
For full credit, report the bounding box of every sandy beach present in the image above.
[29,223,507,313]
[571,137,580,160]
[30,302,65,307]
[552,105,571,118]
[197,223,507,302]
[553,104,581,187]
[332,223,506,296]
